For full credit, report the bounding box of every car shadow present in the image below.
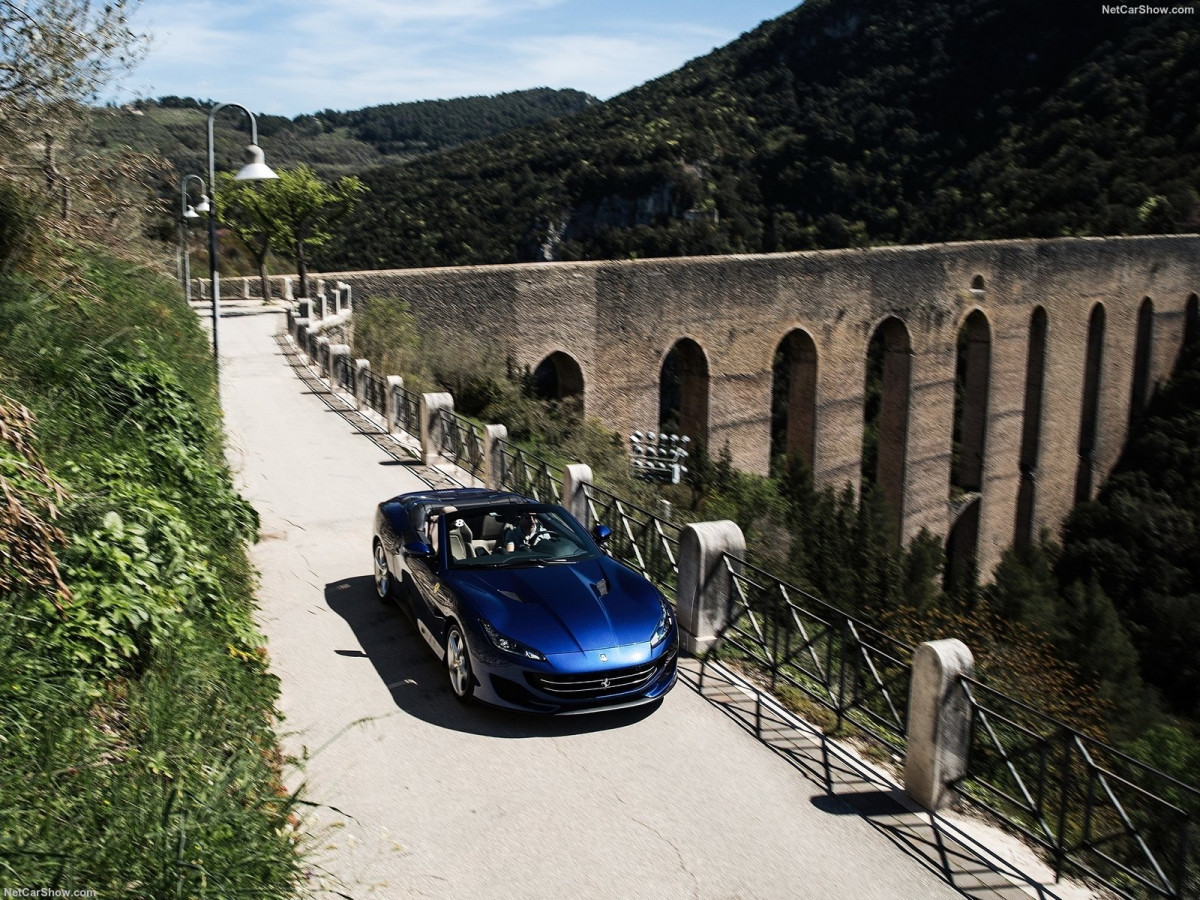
[325,575,662,738]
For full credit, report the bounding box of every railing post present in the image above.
[563,464,593,527]
[385,376,405,434]
[904,639,975,811]
[420,392,454,466]
[484,425,508,490]
[293,318,310,348]
[354,359,370,410]
[676,521,745,656]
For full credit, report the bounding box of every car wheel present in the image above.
[373,539,393,602]
[445,622,475,702]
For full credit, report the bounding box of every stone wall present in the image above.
[292,234,1200,576]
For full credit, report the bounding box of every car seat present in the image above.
[449,518,473,560]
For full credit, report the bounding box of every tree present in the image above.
[216,171,274,303]
[221,165,366,300]
[0,0,146,176]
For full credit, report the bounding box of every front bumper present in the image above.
[471,633,679,715]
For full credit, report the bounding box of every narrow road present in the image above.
[218,305,1069,900]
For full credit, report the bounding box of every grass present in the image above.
[0,235,303,895]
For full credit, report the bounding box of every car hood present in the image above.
[449,557,664,654]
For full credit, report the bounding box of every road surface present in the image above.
[218,303,1082,900]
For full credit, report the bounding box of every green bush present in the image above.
[0,233,300,893]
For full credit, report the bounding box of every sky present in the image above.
[110,0,800,118]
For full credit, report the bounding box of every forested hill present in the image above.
[312,89,597,157]
[318,0,1200,270]
[87,88,596,180]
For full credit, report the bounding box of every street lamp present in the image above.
[204,101,278,363]
[179,174,209,303]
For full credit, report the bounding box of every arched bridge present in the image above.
[302,234,1200,577]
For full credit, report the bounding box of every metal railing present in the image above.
[954,678,1198,898]
[439,409,486,480]
[361,370,388,418]
[496,440,563,503]
[334,354,354,394]
[390,383,421,439]
[705,555,914,755]
[582,482,681,600]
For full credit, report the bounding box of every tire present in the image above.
[444,622,475,702]
[373,539,393,603]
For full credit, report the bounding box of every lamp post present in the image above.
[179,174,209,303]
[204,101,278,363]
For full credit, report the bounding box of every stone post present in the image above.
[385,376,405,434]
[420,392,454,466]
[354,359,370,410]
[563,464,593,527]
[676,520,746,656]
[904,639,975,811]
[484,424,508,490]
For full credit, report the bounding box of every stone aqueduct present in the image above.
[257,234,1200,577]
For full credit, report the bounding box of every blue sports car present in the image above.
[372,488,678,714]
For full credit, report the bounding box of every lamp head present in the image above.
[194,194,211,214]
[235,144,278,181]
[183,206,201,220]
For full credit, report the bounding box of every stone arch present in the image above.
[946,310,992,590]
[1015,306,1048,549]
[862,316,912,537]
[770,328,818,472]
[1129,297,1154,424]
[532,350,585,402]
[1074,303,1106,504]
[970,274,986,293]
[659,338,710,443]
[951,310,992,493]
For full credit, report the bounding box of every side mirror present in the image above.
[403,540,434,558]
[592,524,613,544]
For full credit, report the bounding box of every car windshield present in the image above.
[443,503,600,568]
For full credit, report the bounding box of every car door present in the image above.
[405,511,440,609]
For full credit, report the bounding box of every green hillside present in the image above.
[316,0,1200,270]
[87,88,597,181]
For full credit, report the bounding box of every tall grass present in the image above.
[0,233,302,895]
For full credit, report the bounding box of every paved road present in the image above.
[218,306,1077,900]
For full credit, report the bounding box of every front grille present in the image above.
[528,657,666,700]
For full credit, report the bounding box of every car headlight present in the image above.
[651,602,672,648]
[480,619,546,662]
